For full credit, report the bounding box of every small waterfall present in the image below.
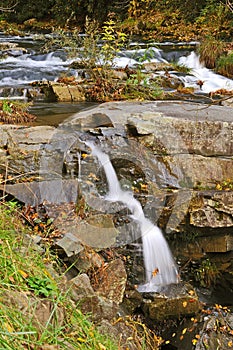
[87,142,179,292]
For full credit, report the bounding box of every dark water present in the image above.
[29,101,99,126]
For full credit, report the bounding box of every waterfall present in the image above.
[87,142,179,292]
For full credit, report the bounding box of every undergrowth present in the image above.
[0,200,117,349]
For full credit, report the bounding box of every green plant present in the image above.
[198,37,227,68]
[2,100,13,114]
[215,53,233,78]
[27,276,57,297]
[192,258,220,288]
[0,201,118,349]
[101,19,127,65]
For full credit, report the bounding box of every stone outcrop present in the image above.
[0,100,232,322]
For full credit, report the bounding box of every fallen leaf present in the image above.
[18,269,28,279]
[182,328,187,335]
[152,268,159,277]
[183,301,187,308]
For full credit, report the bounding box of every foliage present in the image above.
[101,19,127,65]
[198,37,227,68]
[192,258,220,288]
[215,52,233,78]
[2,0,55,23]
[0,200,118,349]
[0,100,36,124]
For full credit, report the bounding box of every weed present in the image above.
[216,52,233,78]
[198,37,227,68]
[192,258,220,288]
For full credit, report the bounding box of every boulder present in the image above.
[142,282,201,321]
[94,259,127,304]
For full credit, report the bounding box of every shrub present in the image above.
[215,52,233,78]
[198,37,227,68]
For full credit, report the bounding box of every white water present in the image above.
[179,51,233,93]
[87,142,179,292]
[1,33,233,95]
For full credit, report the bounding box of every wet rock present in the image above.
[94,259,127,304]
[142,282,201,321]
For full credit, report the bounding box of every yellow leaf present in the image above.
[192,339,198,345]
[4,322,13,333]
[228,341,233,347]
[18,269,28,279]
[183,301,187,308]
[77,337,86,343]
[188,290,195,296]
[182,328,187,335]
[98,344,106,350]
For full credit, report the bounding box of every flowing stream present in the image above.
[86,141,179,292]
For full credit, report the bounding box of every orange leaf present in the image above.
[18,269,28,279]
[152,268,159,277]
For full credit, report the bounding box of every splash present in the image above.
[87,142,179,292]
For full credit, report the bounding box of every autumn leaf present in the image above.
[182,328,187,335]
[77,337,87,343]
[9,276,15,283]
[152,268,159,277]
[188,290,195,296]
[3,322,13,333]
[182,301,187,308]
[18,269,28,279]
[228,340,233,347]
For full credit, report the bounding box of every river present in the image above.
[1,31,233,125]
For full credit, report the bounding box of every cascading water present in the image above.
[87,141,179,292]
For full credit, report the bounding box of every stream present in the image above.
[1,32,233,125]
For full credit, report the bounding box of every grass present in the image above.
[198,37,227,69]
[0,200,118,350]
[216,52,233,78]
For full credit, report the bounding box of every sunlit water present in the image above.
[86,141,179,292]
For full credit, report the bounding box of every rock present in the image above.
[72,246,105,272]
[97,318,162,350]
[195,313,233,350]
[50,82,86,102]
[54,232,84,257]
[142,282,201,321]
[1,179,79,207]
[122,287,143,313]
[94,259,127,304]
[56,213,119,249]
[68,273,96,299]
[2,290,65,331]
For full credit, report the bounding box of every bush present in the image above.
[216,52,233,78]
[198,37,227,68]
